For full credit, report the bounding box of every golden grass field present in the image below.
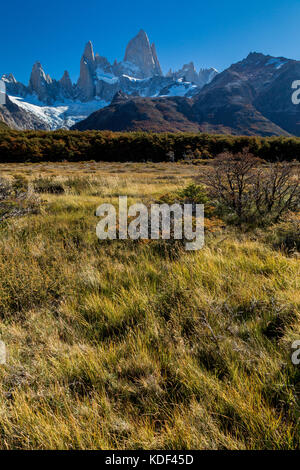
[0,160,299,449]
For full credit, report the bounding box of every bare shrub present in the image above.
[201,149,300,225]
[253,161,300,223]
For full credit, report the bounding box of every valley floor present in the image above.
[0,161,299,449]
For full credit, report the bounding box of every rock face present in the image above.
[167,62,218,87]
[123,29,162,78]
[77,41,96,101]
[151,43,163,76]
[28,62,53,103]
[198,68,219,88]
[0,95,49,129]
[71,32,206,103]
[60,71,74,98]
[1,74,27,97]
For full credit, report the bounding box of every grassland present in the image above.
[0,160,299,450]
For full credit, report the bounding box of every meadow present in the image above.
[0,160,299,449]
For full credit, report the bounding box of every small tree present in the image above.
[201,149,300,225]
[202,149,261,221]
[252,161,300,222]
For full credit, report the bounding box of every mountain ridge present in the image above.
[1,35,300,136]
[0,30,217,129]
[72,51,300,136]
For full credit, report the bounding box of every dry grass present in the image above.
[0,161,299,450]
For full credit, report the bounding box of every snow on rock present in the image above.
[160,80,198,98]
[96,68,119,84]
[266,58,288,69]
[9,95,108,130]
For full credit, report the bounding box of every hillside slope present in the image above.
[73,94,201,132]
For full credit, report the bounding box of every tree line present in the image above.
[0,129,300,162]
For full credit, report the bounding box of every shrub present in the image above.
[63,177,92,195]
[265,212,300,254]
[12,174,28,192]
[177,183,209,205]
[201,149,300,226]
[159,183,209,206]
[252,161,300,223]
[33,177,65,194]
[0,177,41,221]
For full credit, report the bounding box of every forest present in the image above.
[0,127,300,163]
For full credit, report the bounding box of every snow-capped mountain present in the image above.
[0,30,217,130]
[73,51,300,137]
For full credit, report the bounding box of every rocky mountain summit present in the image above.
[122,29,162,78]
[0,30,217,129]
[167,62,218,88]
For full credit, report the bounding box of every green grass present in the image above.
[0,162,299,450]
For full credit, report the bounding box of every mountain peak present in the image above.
[111,90,129,105]
[32,61,42,71]
[30,62,50,82]
[30,62,52,82]
[29,62,53,103]
[124,30,150,61]
[247,51,265,58]
[77,42,96,101]
[1,73,17,84]
[61,70,70,79]
[123,30,162,78]
[138,29,147,37]
[83,41,95,63]
[60,70,73,97]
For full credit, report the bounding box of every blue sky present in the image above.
[1,0,300,84]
